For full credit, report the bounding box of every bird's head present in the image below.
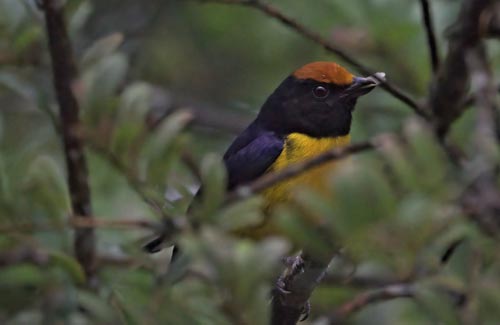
[257,61,385,137]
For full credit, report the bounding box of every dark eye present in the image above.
[313,85,329,99]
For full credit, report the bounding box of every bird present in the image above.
[144,61,384,253]
[223,61,384,237]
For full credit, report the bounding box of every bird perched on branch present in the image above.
[145,61,384,249]
[224,62,384,237]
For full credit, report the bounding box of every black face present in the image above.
[257,76,376,138]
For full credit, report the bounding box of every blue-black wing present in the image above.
[223,123,284,190]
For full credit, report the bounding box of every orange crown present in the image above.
[293,62,354,85]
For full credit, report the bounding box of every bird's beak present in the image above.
[342,72,386,98]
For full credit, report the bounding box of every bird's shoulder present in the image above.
[223,122,284,189]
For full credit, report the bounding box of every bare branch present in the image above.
[271,254,332,325]
[323,273,411,289]
[328,284,415,323]
[485,2,500,38]
[0,216,160,233]
[0,247,153,270]
[467,45,499,165]
[459,31,500,239]
[419,0,440,72]
[41,0,96,284]
[199,0,426,118]
[69,216,159,230]
[429,0,496,137]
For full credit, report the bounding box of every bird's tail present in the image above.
[144,238,189,283]
[143,235,166,254]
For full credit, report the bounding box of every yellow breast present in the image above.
[233,132,350,239]
[263,132,350,211]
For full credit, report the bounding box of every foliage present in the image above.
[1,0,500,324]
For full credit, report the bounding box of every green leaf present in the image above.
[13,25,42,53]
[23,155,70,219]
[378,138,420,192]
[147,110,193,150]
[275,205,333,260]
[141,110,193,183]
[82,32,125,67]
[414,284,460,325]
[216,196,264,231]
[49,251,86,285]
[195,153,226,221]
[0,264,45,287]
[0,0,27,31]
[0,71,35,100]
[330,162,396,236]
[69,1,93,37]
[82,53,129,109]
[78,290,117,323]
[118,82,153,123]
[404,120,450,194]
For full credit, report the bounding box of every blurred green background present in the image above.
[1,0,500,324]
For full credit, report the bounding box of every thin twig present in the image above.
[41,0,96,285]
[0,216,160,234]
[323,273,411,289]
[200,0,426,118]
[226,140,376,204]
[419,0,440,72]
[69,216,159,230]
[0,246,153,270]
[328,284,415,323]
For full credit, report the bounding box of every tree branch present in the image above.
[323,273,411,289]
[0,216,160,233]
[328,284,415,323]
[486,8,500,38]
[467,44,499,166]
[41,0,96,285]
[69,216,159,230]
[199,0,426,118]
[419,0,440,72]
[460,43,500,239]
[271,253,333,325]
[0,246,153,270]
[429,0,496,137]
